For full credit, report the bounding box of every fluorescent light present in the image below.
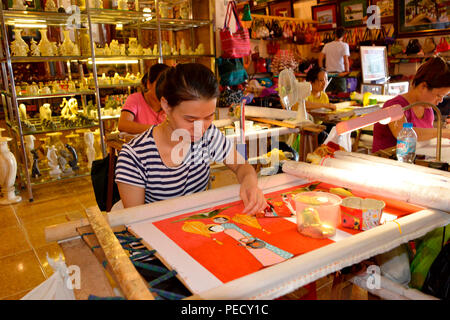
[88,59,139,65]
[12,23,47,28]
[336,104,404,135]
[14,19,46,23]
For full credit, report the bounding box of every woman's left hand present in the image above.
[240,183,268,216]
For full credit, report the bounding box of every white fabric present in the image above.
[375,245,411,286]
[323,126,352,152]
[321,41,350,73]
[21,254,75,300]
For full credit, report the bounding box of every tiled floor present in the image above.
[0,175,97,300]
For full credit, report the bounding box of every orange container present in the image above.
[340,197,385,231]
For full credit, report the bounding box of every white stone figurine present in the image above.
[11,29,29,56]
[45,0,58,11]
[19,103,27,121]
[60,30,75,56]
[24,135,36,170]
[38,29,54,56]
[68,98,79,121]
[152,44,158,55]
[0,137,22,204]
[30,39,40,56]
[11,0,27,10]
[109,40,121,55]
[84,131,95,169]
[47,145,62,178]
[179,39,187,55]
[40,103,52,121]
[195,43,205,55]
[60,98,70,118]
[118,0,128,10]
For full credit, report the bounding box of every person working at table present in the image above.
[117,63,169,134]
[318,27,350,94]
[305,65,336,111]
[115,63,267,215]
[372,56,450,153]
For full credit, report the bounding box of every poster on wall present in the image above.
[396,0,450,37]
[311,3,338,31]
[340,0,368,27]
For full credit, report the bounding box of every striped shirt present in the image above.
[115,124,232,204]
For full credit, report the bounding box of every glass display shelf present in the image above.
[8,116,99,135]
[2,9,212,30]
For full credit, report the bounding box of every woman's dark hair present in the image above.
[412,56,450,89]
[155,63,219,107]
[306,65,326,83]
[336,27,346,39]
[141,63,169,87]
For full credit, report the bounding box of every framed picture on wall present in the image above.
[340,0,368,27]
[311,3,338,31]
[370,0,394,24]
[269,1,292,17]
[395,0,450,37]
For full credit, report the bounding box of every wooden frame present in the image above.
[370,0,394,24]
[339,0,368,27]
[269,0,293,17]
[395,0,450,38]
[311,3,338,31]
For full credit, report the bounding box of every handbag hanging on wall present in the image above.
[423,37,436,54]
[217,57,248,86]
[219,0,251,58]
[405,39,422,55]
[359,28,374,46]
[436,37,450,53]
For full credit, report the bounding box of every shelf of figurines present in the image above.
[11,98,122,135]
[20,127,104,185]
[12,72,142,100]
[9,28,210,61]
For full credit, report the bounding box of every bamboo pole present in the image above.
[84,206,154,300]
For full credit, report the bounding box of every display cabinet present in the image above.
[0,0,216,201]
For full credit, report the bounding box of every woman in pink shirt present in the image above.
[118,63,169,134]
[372,56,450,153]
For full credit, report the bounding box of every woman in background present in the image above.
[372,56,450,153]
[305,66,336,111]
[118,63,169,134]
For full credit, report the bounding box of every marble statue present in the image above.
[0,137,22,204]
[84,131,95,169]
[47,145,62,178]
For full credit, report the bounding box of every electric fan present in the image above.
[278,68,313,125]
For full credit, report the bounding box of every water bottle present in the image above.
[396,122,417,163]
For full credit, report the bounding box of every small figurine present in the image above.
[84,131,95,169]
[65,143,79,171]
[47,145,62,178]
[152,44,158,55]
[30,39,40,56]
[24,135,36,170]
[58,150,72,174]
[38,29,54,56]
[30,149,41,178]
[179,39,187,55]
[118,0,128,10]
[195,43,205,55]
[60,30,74,56]
[45,0,58,12]
[11,29,29,56]
[11,0,27,10]
[60,98,70,118]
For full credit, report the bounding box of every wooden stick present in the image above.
[84,206,154,300]
[246,117,297,128]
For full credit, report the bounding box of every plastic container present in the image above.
[396,122,417,163]
[340,197,385,231]
[294,191,342,239]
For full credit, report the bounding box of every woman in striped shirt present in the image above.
[115,63,267,215]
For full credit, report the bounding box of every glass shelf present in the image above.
[11,56,90,63]
[8,116,99,135]
[2,9,212,30]
[16,90,95,100]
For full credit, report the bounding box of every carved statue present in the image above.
[47,145,62,178]
[30,149,41,179]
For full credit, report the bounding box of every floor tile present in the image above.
[1,289,31,300]
[0,226,31,258]
[0,251,46,299]
[0,206,19,229]
[23,215,69,249]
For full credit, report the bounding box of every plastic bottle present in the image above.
[396,122,417,163]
